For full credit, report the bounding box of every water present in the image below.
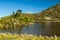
[21,22,60,36]
[0,22,60,36]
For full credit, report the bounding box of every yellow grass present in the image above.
[0,33,60,40]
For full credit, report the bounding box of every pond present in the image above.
[21,22,60,36]
[0,22,60,36]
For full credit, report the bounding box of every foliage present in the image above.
[12,10,22,18]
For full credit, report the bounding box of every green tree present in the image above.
[12,12,15,18]
[25,17,31,22]
[16,10,22,16]
[13,10,22,17]
[17,10,22,13]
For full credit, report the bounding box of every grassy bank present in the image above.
[0,33,60,40]
[0,14,35,29]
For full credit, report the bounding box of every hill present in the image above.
[37,4,60,20]
[0,10,36,29]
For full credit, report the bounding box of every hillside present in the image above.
[0,10,36,29]
[37,4,60,20]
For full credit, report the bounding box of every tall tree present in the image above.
[16,10,22,16]
[17,10,22,13]
[12,12,15,18]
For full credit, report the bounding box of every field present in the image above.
[0,33,60,40]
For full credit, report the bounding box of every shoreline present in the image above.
[37,20,60,22]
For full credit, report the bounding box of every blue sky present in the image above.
[0,0,60,17]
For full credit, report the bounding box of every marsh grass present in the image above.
[0,33,60,40]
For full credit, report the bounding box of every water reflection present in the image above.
[47,22,60,36]
[21,22,60,36]
[21,23,42,35]
[0,22,60,36]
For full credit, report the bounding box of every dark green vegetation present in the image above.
[0,4,60,29]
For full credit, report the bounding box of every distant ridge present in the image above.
[38,4,60,19]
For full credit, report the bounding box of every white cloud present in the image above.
[26,12,32,13]
[22,12,33,14]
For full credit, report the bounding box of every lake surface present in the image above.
[0,22,60,36]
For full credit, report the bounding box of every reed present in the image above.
[0,33,60,40]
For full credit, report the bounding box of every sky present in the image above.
[0,0,60,17]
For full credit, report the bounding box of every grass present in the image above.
[0,33,60,40]
[0,14,35,29]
